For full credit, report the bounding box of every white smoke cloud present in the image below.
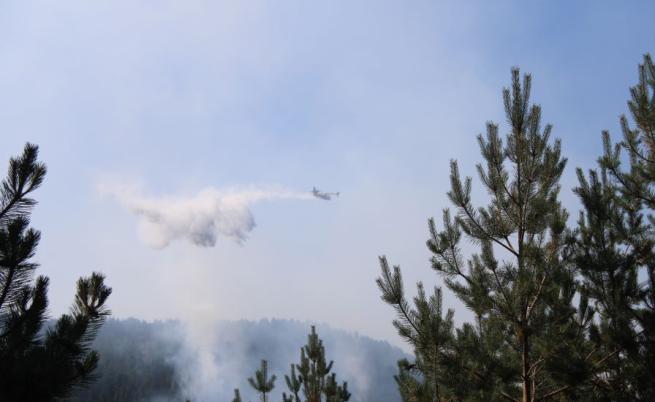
[101,184,315,248]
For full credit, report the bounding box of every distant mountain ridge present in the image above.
[70,318,405,402]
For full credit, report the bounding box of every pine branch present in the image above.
[460,201,519,257]
[525,274,547,320]
[536,385,569,401]
[500,391,519,402]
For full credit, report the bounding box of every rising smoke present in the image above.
[77,318,405,402]
[101,184,315,248]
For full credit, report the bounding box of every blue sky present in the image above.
[0,1,653,347]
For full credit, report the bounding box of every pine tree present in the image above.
[235,326,351,402]
[573,168,643,400]
[378,69,593,401]
[284,326,350,402]
[577,53,655,400]
[0,143,112,402]
[282,363,302,402]
[249,360,277,402]
[377,261,464,401]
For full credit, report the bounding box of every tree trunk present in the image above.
[521,328,532,402]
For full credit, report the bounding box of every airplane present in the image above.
[312,187,340,200]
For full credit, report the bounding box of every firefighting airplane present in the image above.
[312,187,340,200]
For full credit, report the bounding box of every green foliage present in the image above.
[378,69,594,401]
[576,53,655,400]
[237,326,351,402]
[0,144,112,402]
[286,326,351,402]
[249,360,277,402]
[378,54,655,402]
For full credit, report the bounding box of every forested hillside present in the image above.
[69,319,406,402]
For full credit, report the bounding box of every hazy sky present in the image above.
[0,1,653,348]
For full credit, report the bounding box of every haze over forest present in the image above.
[69,319,406,402]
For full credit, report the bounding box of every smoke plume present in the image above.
[101,185,314,248]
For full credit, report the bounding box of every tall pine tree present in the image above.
[0,143,112,402]
[575,53,655,400]
[378,69,594,401]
